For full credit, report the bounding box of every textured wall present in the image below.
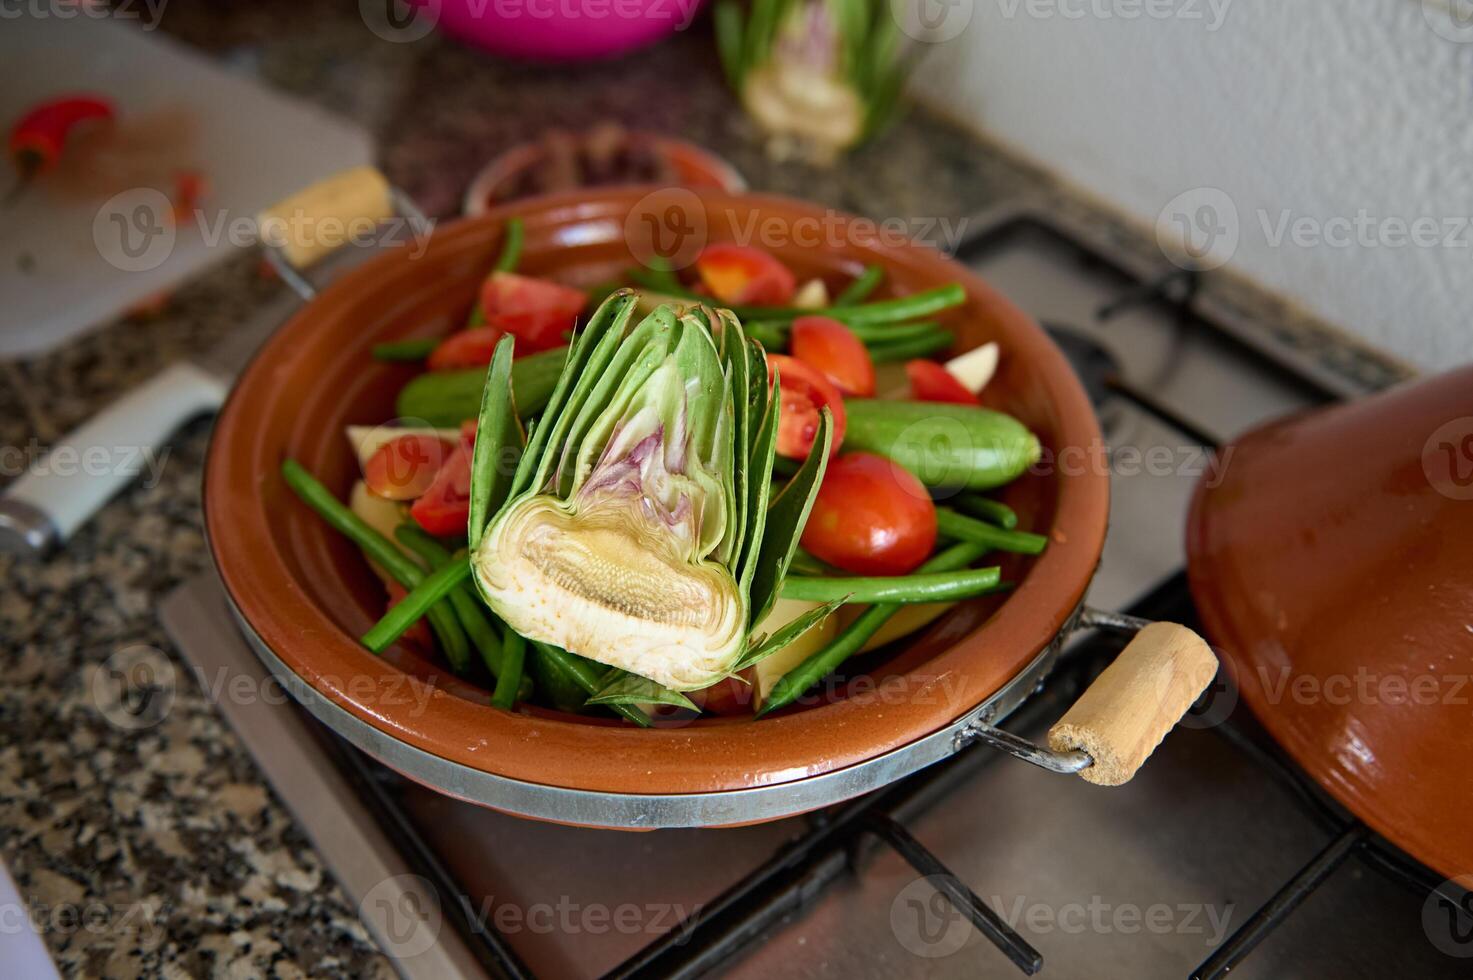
[910,0,1473,369]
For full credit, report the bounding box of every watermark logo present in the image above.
[0,0,168,29]
[93,188,175,273]
[1424,0,1473,44]
[994,0,1233,30]
[93,191,435,273]
[890,875,974,958]
[90,644,176,731]
[1423,876,1473,958]
[626,187,709,272]
[893,0,974,42]
[360,0,440,42]
[362,875,442,959]
[1157,187,1239,272]
[1424,417,1473,501]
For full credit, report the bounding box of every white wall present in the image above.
[910,0,1473,370]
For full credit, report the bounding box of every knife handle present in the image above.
[0,362,227,557]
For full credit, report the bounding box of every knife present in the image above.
[0,291,302,557]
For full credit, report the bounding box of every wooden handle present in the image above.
[256,165,393,270]
[1047,622,1218,786]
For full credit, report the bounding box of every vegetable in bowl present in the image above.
[283,226,1047,722]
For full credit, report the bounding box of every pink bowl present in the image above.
[432,0,703,61]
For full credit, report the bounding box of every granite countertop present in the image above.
[0,4,1404,978]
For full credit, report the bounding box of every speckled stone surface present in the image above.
[0,4,1407,978]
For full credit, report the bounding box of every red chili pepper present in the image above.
[6,94,115,200]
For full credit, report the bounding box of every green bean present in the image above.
[866,329,956,364]
[493,631,526,710]
[280,461,469,669]
[529,642,650,727]
[626,264,696,297]
[494,216,524,273]
[757,541,991,716]
[394,526,505,675]
[372,338,439,361]
[729,283,965,328]
[954,493,1019,530]
[833,264,884,306]
[361,559,471,653]
[936,508,1048,555]
[781,567,1003,604]
[787,546,840,577]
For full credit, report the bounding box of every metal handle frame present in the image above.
[957,606,1158,775]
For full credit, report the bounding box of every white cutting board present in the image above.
[0,17,373,357]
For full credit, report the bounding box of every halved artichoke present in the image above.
[468,291,831,692]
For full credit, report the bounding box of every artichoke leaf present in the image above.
[748,406,832,627]
[468,334,523,549]
[588,669,700,711]
[734,597,846,672]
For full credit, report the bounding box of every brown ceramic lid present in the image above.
[205,189,1108,801]
[1188,366,1473,879]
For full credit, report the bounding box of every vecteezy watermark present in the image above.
[890,877,1235,958]
[892,0,975,43]
[1424,875,1473,958]
[624,187,971,272]
[92,188,436,273]
[360,0,703,43]
[0,0,168,29]
[1156,187,1240,272]
[189,664,440,718]
[454,895,701,940]
[994,0,1233,31]
[1,439,170,488]
[1157,187,1473,271]
[1256,665,1473,710]
[1424,417,1473,501]
[1423,0,1473,44]
[90,645,177,731]
[0,897,163,950]
[361,875,442,960]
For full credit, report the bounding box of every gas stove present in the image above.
[161,206,1464,980]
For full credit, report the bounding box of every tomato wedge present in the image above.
[766,354,847,459]
[427,327,506,371]
[480,272,585,354]
[410,428,474,537]
[906,359,980,406]
[363,434,454,501]
[800,453,937,576]
[790,316,875,396]
[696,244,796,306]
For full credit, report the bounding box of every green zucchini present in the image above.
[843,399,1041,491]
[394,346,567,426]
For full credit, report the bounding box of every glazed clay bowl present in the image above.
[205,189,1108,824]
[1188,365,1473,880]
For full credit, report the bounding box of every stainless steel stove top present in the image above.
[162,209,1463,980]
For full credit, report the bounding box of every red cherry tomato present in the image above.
[409,431,474,537]
[696,244,796,306]
[694,672,756,716]
[790,316,875,396]
[480,272,585,354]
[766,354,847,459]
[427,327,506,371]
[363,434,453,501]
[905,359,980,406]
[800,453,937,576]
